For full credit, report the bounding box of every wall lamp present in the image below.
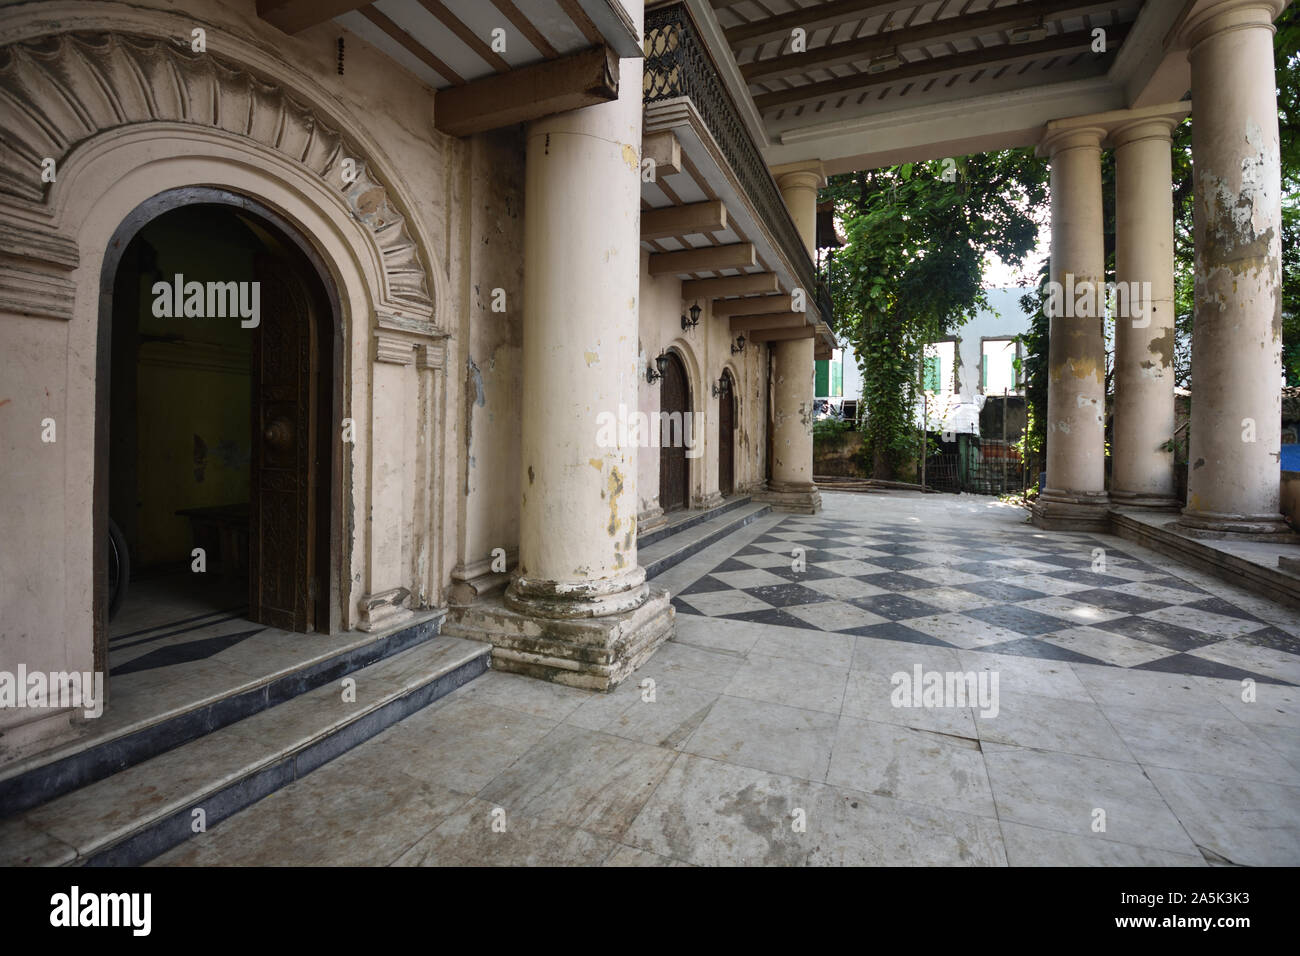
[731,334,746,355]
[646,351,668,384]
[680,301,702,332]
[712,376,731,399]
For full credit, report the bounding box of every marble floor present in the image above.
[152,491,1300,866]
[7,574,381,767]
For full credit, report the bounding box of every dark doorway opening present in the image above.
[658,350,691,514]
[719,368,736,497]
[97,192,338,682]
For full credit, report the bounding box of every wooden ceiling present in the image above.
[708,0,1146,137]
[257,1,642,134]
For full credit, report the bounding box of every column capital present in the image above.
[1176,0,1285,52]
[771,159,827,191]
[1109,111,1187,149]
[1038,124,1107,159]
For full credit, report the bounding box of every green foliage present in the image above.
[812,416,850,449]
[1014,272,1050,461]
[823,151,1048,479]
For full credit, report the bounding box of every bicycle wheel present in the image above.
[107,517,130,620]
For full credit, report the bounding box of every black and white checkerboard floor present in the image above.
[671,512,1300,685]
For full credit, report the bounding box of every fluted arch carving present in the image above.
[0,31,433,315]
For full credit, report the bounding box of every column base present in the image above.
[1030,489,1111,532]
[505,567,648,619]
[448,552,516,607]
[444,587,675,692]
[757,480,822,514]
[693,491,725,510]
[1109,489,1181,511]
[358,587,414,632]
[637,506,667,536]
[1176,508,1300,541]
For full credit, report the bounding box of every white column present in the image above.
[1032,124,1110,531]
[765,162,823,514]
[1111,114,1182,508]
[1177,0,1289,536]
[508,67,647,617]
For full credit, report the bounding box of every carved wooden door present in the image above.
[659,351,690,513]
[250,256,318,632]
[719,373,735,497]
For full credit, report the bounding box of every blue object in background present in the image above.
[1281,444,1300,471]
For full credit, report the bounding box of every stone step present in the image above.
[0,613,447,819]
[641,501,772,578]
[0,635,491,866]
[1111,509,1300,610]
[638,494,754,549]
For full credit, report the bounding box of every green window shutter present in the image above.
[923,355,940,392]
[981,355,988,390]
[831,360,843,397]
[815,360,829,396]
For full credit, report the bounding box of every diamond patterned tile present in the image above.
[962,604,1072,636]
[1094,615,1219,653]
[960,581,1048,603]
[1040,626,1178,667]
[742,582,828,608]
[848,593,944,622]
[711,568,789,590]
[857,571,936,592]
[663,511,1297,683]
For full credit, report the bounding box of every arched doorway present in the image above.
[719,368,736,497]
[658,350,691,514]
[96,189,338,674]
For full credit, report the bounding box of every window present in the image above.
[923,354,941,393]
[981,339,1020,395]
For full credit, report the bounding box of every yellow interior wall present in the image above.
[131,209,257,569]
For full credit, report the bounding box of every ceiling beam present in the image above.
[750,326,817,342]
[742,0,1119,84]
[647,243,756,277]
[257,0,370,34]
[642,131,682,177]
[727,0,916,48]
[419,0,511,74]
[729,312,808,332]
[713,294,795,318]
[362,6,464,85]
[681,273,780,298]
[435,45,618,137]
[491,0,559,58]
[641,201,727,240]
[754,24,1130,112]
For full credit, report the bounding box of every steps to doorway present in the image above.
[0,626,490,866]
[640,497,771,578]
[1111,508,1300,610]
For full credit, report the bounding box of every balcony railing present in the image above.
[643,3,834,333]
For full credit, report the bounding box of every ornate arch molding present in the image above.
[665,337,702,412]
[0,28,443,330]
[721,361,741,408]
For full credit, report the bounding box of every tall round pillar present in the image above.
[1111,115,1182,508]
[1178,0,1289,536]
[508,16,649,619]
[1033,125,1110,531]
[765,164,823,514]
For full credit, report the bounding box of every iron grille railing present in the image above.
[643,3,834,332]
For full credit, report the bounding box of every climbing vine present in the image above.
[823,152,1048,479]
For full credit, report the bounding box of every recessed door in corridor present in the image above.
[101,195,336,679]
[658,350,690,513]
[718,369,735,497]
